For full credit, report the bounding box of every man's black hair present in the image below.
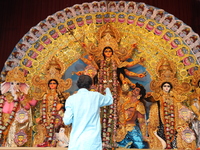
[77,75,92,90]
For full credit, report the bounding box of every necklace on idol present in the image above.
[42,91,58,141]
[0,93,19,139]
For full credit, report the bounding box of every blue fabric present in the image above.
[63,88,113,150]
[117,126,146,149]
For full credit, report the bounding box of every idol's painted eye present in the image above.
[163,85,170,87]
[49,82,57,85]
[104,50,112,53]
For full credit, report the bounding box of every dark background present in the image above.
[0,0,200,71]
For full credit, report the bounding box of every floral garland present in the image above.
[0,95,19,140]
[162,94,175,149]
[42,93,58,142]
[99,58,118,147]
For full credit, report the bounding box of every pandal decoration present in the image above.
[14,130,28,146]
[191,68,200,87]
[182,127,196,143]
[5,67,26,83]
[15,108,29,123]
[189,68,200,115]
[0,1,200,148]
[178,106,193,121]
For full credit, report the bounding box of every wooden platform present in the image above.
[0,148,165,150]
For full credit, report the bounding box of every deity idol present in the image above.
[148,58,196,149]
[78,23,146,148]
[0,67,37,147]
[116,83,149,149]
[32,56,72,147]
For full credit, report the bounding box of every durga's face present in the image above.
[103,48,113,58]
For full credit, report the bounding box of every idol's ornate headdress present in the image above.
[86,23,136,63]
[32,56,72,99]
[5,67,26,83]
[150,58,190,95]
[97,23,120,51]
